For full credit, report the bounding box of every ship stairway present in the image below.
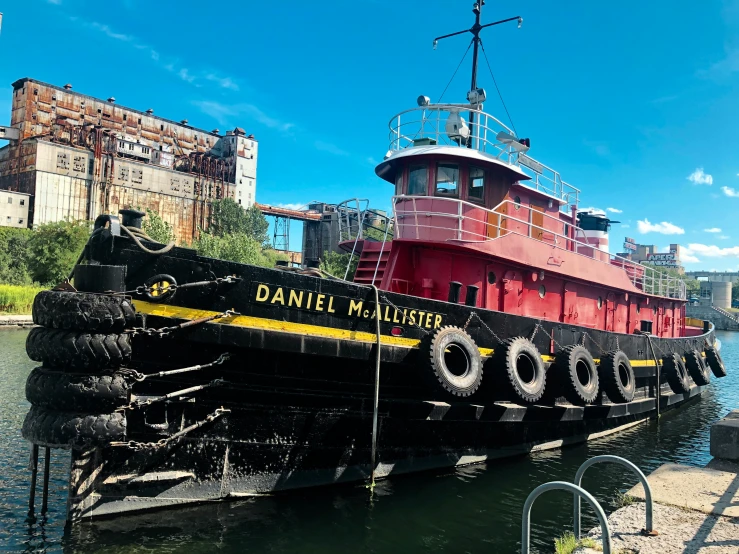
[353,241,391,285]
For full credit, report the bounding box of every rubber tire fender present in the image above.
[492,336,546,404]
[26,327,132,371]
[553,345,599,405]
[25,367,130,412]
[705,346,727,378]
[21,405,127,450]
[684,349,711,386]
[422,326,483,399]
[32,290,135,332]
[662,352,690,394]
[598,350,636,404]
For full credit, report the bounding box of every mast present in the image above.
[433,2,522,143]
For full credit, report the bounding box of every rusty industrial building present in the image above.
[0,78,258,243]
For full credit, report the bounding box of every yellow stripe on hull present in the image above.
[133,300,672,367]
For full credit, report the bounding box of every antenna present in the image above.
[433,2,522,143]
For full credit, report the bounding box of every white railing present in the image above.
[387,104,580,209]
[392,195,686,300]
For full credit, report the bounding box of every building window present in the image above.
[238,199,241,205]
[435,164,459,196]
[6,216,10,223]
[7,197,11,204]
[408,165,428,195]
[18,218,23,225]
[468,166,485,201]
[20,199,25,206]
[123,114,127,121]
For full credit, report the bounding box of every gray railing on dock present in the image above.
[573,455,654,539]
[521,481,612,554]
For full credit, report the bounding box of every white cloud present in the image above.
[192,100,294,132]
[636,219,685,235]
[578,206,605,215]
[621,223,630,228]
[314,140,349,157]
[606,207,623,213]
[719,235,730,240]
[704,227,722,233]
[685,243,739,258]
[687,167,713,185]
[722,186,739,197]
[276,203,307,210]
[178,68,195,83]
[682,253,701,263]
[91,22,133,42]
[205,74,239,91]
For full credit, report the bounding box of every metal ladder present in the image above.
[521,455,655,554]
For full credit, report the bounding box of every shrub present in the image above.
[0,227,33,285]
[27,220,90,286]
[0,284,45,314]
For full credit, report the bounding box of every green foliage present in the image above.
[554,532,602,554]
[320,250,359,280]
[27,219,90,286]
[261,248,290,267]
[613,491,635,508]
[0,284,45,314]
[0,227,33,285]
[142,208,174,244]
[193,232,287,268]
[209,199,269,245]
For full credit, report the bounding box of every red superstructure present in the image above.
[348,101,687,338]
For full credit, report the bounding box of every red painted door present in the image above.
[563,281,578,324]
[502,270,523,314]
[606,292,616,332]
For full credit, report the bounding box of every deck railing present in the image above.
[393,195,687,300]
[387,104,580,209]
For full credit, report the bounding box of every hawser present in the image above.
[21,2,727,522]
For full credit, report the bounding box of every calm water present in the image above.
[1,329,738,553]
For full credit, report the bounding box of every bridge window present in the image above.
[468,166,485,202]
[436,164,459,196]
[408,165,428,195]
[395,171,403,195]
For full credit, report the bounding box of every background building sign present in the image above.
[623,237,637,251]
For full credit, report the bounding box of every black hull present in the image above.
[43,230,716,520]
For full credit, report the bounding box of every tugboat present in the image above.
[22,3,727,522]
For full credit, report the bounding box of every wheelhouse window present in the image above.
[395,171,403,195]
[468,166,485,202]
[408,165,428,195]
[435,164,459,196]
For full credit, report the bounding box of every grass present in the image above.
[613,491,636,508]
[554,532,602,554]
[0,284,44,315]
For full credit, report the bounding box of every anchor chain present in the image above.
[464,311,504,344]
[380,294,430,335]
[128,309,239,337]
[112,407,230,451]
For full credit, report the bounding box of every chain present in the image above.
[121,353,231,383]
[582,332,607,354]
[115,275,241,297]
[465,312,505,344]
[112,407,230,451]
[380,295,430,335]
[128,309,239,337]
[529,323,540,342]
[530,322,564,351]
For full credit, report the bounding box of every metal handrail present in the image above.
[392,195,687,300]
[521,481,612,554]
[574,455,654,539]
[387,104,581,207]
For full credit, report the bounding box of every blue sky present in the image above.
[2,0,739,270]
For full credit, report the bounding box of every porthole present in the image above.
[539,285,546,299]
[488,271,497,285]
[514,195,521,210]
[597,296,603,309]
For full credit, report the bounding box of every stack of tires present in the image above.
[21,291,133,449]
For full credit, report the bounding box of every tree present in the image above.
[142,208,175,244]
[194,232,275,267]
[208,199,269,245]
[320,250,359,280]
[28,220,90,285]
[0,228,33,285]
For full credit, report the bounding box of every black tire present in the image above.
[32,290,135,332]
[492,336,546,404]
[553,345,599,405]
[684,349,711,386]
[25,367,130,412]
[21,405,127,449]
[26,327,132,371]
[705,346,727,378]
[663,353,690,394]
[599,350,636,404]
[422,326,482,398]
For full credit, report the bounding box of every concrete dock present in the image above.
[575,411,739,553]
[0,314,33,327]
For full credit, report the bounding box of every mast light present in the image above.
[417,95,431,107]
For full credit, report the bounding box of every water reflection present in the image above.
[1,330,738,553]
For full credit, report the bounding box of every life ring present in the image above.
[553,345,599,405]
[662,353,690,394]
[422,326,482,399]
[704,346,727,378]
[492,336,546,404]
[684,349,710,386]
[598,350,635,404]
